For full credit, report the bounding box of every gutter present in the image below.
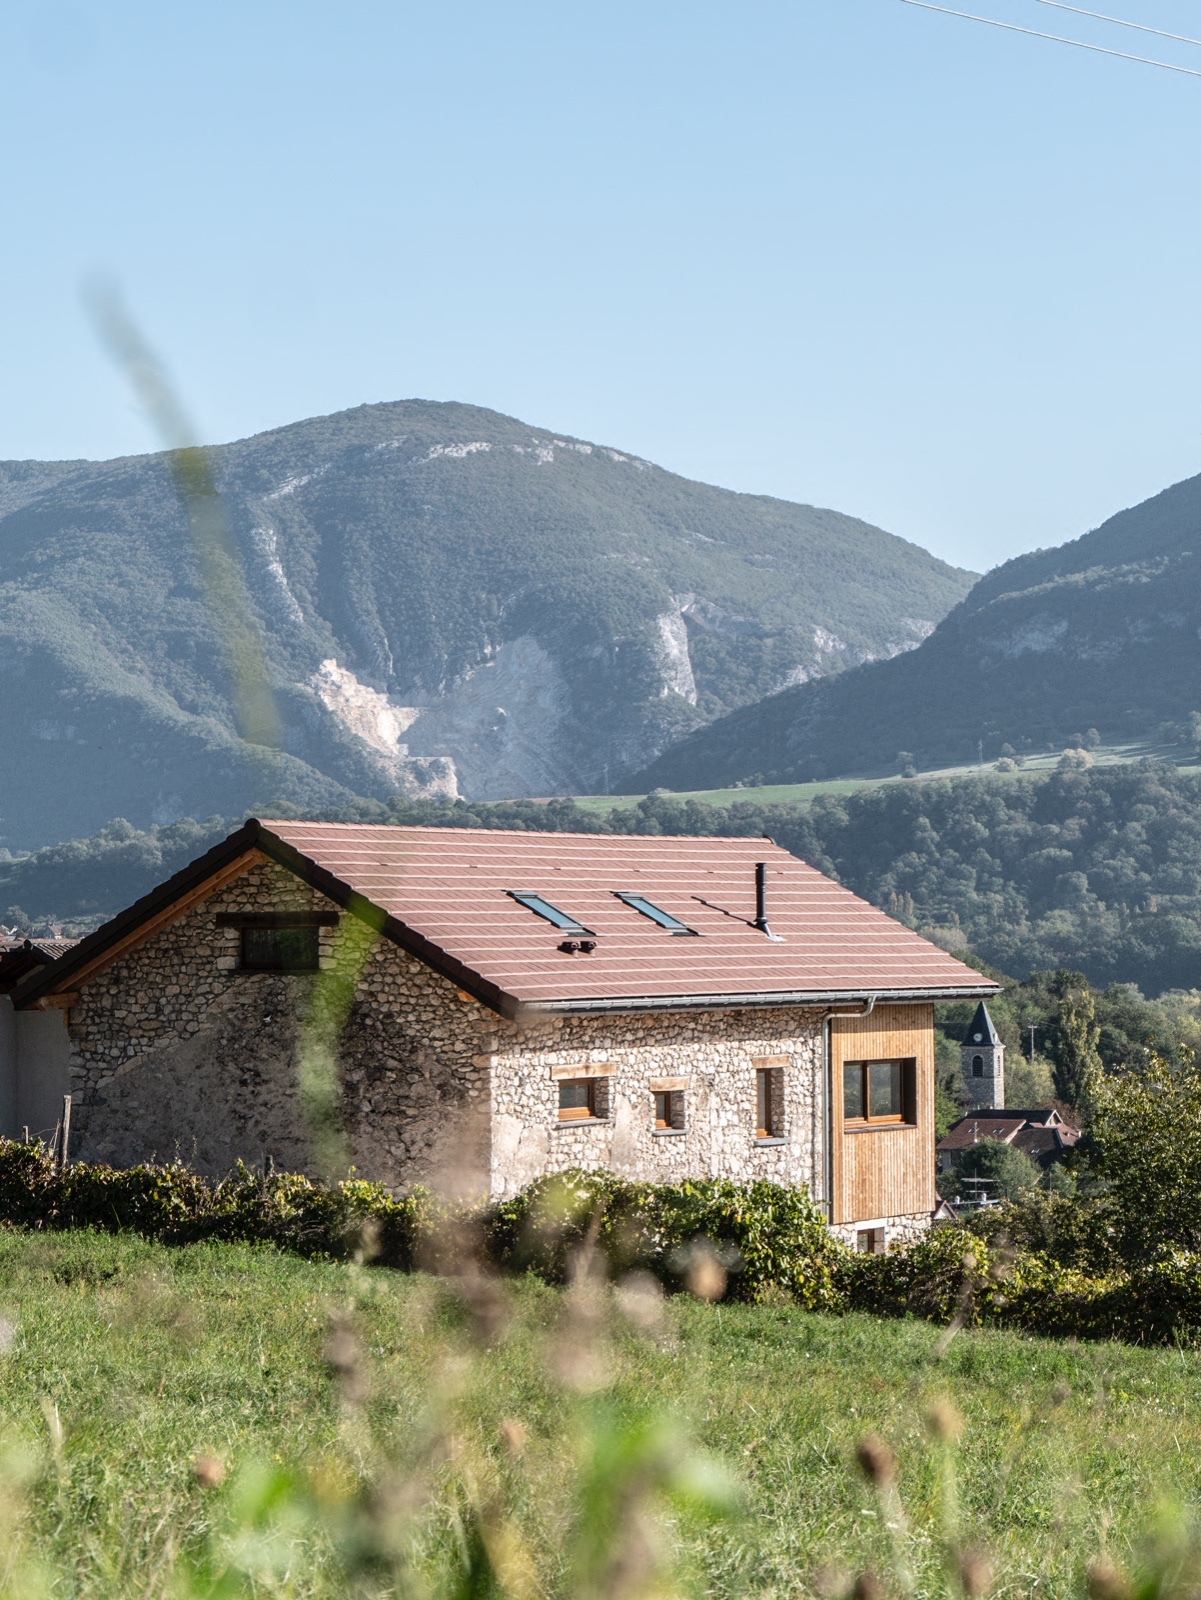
[515,984,996,1019]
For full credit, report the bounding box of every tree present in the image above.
[950,1137,1040,1200]
[1089,1052,1201,1259]
[1052,988,1102,1110]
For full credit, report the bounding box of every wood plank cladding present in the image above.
[829,1003,935,1225]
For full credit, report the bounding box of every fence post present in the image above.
[57,1095,72,1172]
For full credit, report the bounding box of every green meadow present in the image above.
[2,1228,1200,1598]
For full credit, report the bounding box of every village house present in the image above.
[0,819,996,1249]
[937,1108,1081,1177]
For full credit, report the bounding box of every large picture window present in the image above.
[843,1059,916,1127]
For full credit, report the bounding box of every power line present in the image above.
[1031,0,1201,48]
[898,0,1201,75]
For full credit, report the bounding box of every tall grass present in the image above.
[0,1229,1200,1596]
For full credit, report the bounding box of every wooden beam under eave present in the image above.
[41,848,266,996]
[34,993,78,1010]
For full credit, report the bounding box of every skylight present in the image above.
[614,892,697,935]
[507,891,592,934]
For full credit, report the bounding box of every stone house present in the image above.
[1,819,996,1249]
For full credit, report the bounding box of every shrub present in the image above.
[9,1143,1201,1346]
[0,1140,423,1266]
[486,1170,844,1309]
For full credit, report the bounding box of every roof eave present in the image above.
[10,820,267,1009]
[514,982,1000,1018]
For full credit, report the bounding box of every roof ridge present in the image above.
[256,819,795,846]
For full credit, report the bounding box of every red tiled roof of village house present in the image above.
[254,820,996,1011]
[936,1110,1081,1155]
[937,1116,1028,1151]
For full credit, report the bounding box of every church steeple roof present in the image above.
[964,1001,1001,1048]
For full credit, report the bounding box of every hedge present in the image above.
[1,1141,1198,1346]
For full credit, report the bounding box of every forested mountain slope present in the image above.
[634,470,1201,790]
[6,765,1199,996]
[0,400,973,850]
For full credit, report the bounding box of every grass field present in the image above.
[566,740,1200,814]
[3,1230,1201,1598]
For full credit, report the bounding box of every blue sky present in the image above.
[4,0,1201,572]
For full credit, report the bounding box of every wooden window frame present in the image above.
[558,1078,598,1122]
[652,1088,686,1133]
[842,1058,917,1129]
[755,1066,783,1140]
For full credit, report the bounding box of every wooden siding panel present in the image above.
[830,1004,935,1224]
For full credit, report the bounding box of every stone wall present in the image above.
[486,1007,827,1200]
[829,1211,931,1251]
[66,859,494,1192]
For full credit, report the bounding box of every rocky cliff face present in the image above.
[635,469,1201,790]
[0,400,975,848]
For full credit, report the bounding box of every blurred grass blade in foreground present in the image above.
[83,277,281,753]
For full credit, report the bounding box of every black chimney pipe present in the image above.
[754,862,769,933]
[754,861,784,941]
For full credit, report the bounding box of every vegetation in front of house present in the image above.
[8,762,1201,996]
[9,1034,1201,1349]
[4,1050,1201,1593]
[6,1228,1201,1599]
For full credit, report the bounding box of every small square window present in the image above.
[240,924,320,972]
[558,1079,597,1121]
[856,1227,886,1255]
[652,1089,685,1131]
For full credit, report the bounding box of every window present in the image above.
[217,911,336,972]
[972,1054,984,1078]
[614,893,697,935]
[558,1079,597,1121]
[653,1089,686,1132]
[240,924,320,972]
[508,892,592,934]
[843,1059,916,1127]
[756,1067,783,1139]
[856,1227,886,1255]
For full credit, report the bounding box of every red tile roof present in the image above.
[259,820,995,1014]
[13,820,997,1018]
[937,1116,1027,1151]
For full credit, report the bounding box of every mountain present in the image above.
[634,469,1201,790]
[0,400,974,850]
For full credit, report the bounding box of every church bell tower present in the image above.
[961,1001,1004,1109]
